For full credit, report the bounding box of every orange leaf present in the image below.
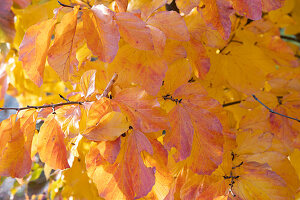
[83,111,129,141]
[86,129,155,199]
[19,18,57,87]
[47,7,79,81]
[116,12,154,50]
[147,11,190,41]
[199,0,233,40]
[82,5,120,62]
[0,110,37,178]
[113,87,169,133]
[84,98,113,131]
[37,114,70,170]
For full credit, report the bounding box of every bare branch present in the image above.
[252,94,300,122]
[0,73,118,111]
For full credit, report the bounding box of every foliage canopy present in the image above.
[0,0,300,199]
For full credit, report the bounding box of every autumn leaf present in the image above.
[0,110,37,178]
[116,12,154,50]
[176,0,200,15]
[82,4,120,62]
[47,6,79,82]
[108,44,168,95]
[232,0,262,20]
[113,87,169,133]
[199,0,234,40]
[37,114,70,170]
[86,129,155,199]
[147,11,190,41]
[19,18,57,86]
[80,69,96,98]
[233,162,292,199]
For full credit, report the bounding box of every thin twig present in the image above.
[57,0,75,8]
[222,100,243,107]
[252,95,300,122]
[59,94,69,102]
[0,73,118,111]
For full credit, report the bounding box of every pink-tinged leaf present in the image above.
[82,5,120,62]
[37,114,70,170]
[232,0,262,20]
[147,25,166,56]
[199,0,234,40]
[96,138,121,164]
[262,0,285,11]
[19,18,57,87]
[185,104,223,174]
[164,105,194,161]
[115,0,128,12]
[113,87,169,133]
[269,107,299,152]
[0,110,37,178]
[186,37,210,79]
[147,11,190,41]
[116,12,154,50]
[0,0,15,42]
[80,69,96,98]
[164,83,223,174]
[180,173,227,200]
[176,0,200,15]
[48,7,79,82]
[86,130,155,199]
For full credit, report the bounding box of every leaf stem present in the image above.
[252,94,300,122]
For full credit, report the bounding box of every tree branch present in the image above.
[252,94,300,122]
[0,73,118,111]
[280,35,300,43]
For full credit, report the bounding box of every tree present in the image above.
[0,0,300,199]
